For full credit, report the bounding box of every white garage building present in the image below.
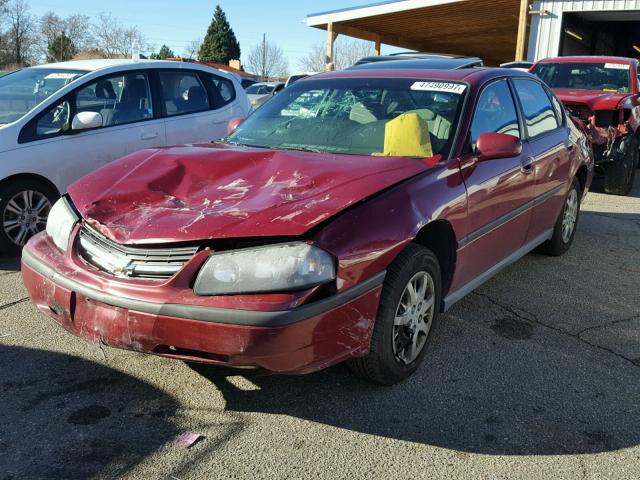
[305,0,640,67]
[529,0,640,60]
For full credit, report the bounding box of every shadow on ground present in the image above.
[0,346,179,479]
[0,254,20,273]
[190,188,640,456]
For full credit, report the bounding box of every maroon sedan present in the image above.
[22,68,593,384]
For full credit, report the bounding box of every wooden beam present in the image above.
[325,23,337,71]
[374,37,381,56]
[515,0,529,61]
[331,23,381,43]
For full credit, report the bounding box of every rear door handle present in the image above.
[141,132,158,140]
[521,157,534,174]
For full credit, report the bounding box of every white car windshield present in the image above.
[0,68,87,125]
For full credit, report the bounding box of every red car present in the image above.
[22,68,593,384]
[531,56,639,195]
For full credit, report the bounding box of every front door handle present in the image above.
[141,132,158,140]
[521,156,534,174]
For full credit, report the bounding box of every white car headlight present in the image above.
[46,197,78,252]
[194,243,336,295]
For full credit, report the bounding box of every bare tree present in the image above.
[6,0,37,66]
[245,33,288,80]
[39,12,92,61]
[183,37,202,60]
[297,42,325,73]
[298,38,374,72]
[91,13,150,58]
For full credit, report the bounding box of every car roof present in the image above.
[355,53,476,64]
[349,57,483,71]
[537,56,638,65]
[312,67,534,86]
[28,58,228,73]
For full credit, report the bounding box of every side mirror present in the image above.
[476,132,522,161]
[71,111,103,131]
[227,117,245,135]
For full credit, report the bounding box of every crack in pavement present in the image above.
[0,297,29,311]
[471,291,640,368]
[576,315,640,336]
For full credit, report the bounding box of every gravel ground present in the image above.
[0,177,639,480]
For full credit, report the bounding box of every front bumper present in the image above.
[21,234,384,374]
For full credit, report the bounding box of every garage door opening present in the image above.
[560,10,640,58]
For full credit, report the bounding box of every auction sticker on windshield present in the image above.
[44,73,79,79]
[604,63,629,70]
[411,82,467,94]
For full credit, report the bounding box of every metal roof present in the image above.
[305,0,522,66]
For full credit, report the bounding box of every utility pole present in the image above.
[261,33,267,81]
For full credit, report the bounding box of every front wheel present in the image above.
[347,244,442,385]
[604,136,637,195]
[0,179,58,255]
[538,178,581,257]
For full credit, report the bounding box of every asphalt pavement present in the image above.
[1,177,639,480]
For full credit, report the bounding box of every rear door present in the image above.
[159,69,235,145]
[456,79,535,286]
[511,78,570,240]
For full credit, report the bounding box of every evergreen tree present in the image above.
[198,5,240,63]
[47,33,76,62]
[150,44,175,60]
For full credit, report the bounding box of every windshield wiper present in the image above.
[224,140,270,149]
[276,145,323,153]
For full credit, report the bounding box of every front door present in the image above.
[20,70,166,192]
[455,79,535,288]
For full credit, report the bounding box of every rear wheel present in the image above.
[538,178,580,257]
[0,179,58,255]
[347,244,441,385]
[604,136,637,195]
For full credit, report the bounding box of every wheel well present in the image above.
[0,173,60,197]
[413,220,457,296]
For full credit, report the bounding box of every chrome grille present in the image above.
[78,224,198,279]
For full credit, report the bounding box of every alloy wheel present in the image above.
[392,271,436,365]
[561,188,578,244]
[2,190,52,246]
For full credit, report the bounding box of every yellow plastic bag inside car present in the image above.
[373,112,433,158]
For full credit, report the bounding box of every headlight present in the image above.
[194,242,336,295]
[46,197,78,252]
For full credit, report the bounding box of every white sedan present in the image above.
[0,59,250,253]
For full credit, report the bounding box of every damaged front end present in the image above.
[565,101,638,195]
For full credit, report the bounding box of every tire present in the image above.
[604,136,637,196]
[538,178,581,257]
[347,244,442,385]
[0,179,59,256]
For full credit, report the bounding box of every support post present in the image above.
[374,36,381,56]
[325,23,337,71]
[515,0,529,61]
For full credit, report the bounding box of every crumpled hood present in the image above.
[68,144,432,245]
[554,89,628,111]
